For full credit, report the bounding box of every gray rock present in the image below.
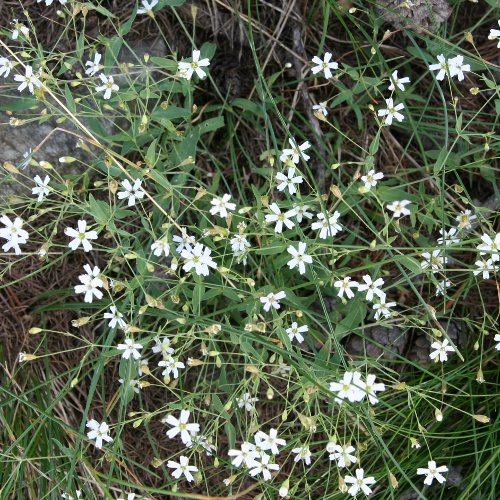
[344,325,407,360]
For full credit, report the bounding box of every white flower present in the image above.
[286,322,308,343]
[173,230,196,253]
[86,420,113,449]
[260,291,286,312]
[0,215,29,254]
[151,238,170,257]
[292,445,311,465]
[294,204,313,223]
[417,460,448,485]
[388,70,410,91]
[312,101,328,116]
[435,279,452,296]
[361,169,384,190]
[334,276,359,300]
[167,456,198,482]
[448,55,470,81]
[357,275,386,302]
[254,428,286,455]
[265,203,296,233]
[429,54,449,81]
[329,371,364,404]
[386,199,411,218]
[429,338,455,362]
[228,442,259,468]
[95,74,119,99]
[119,378,140,394]
[163,410,200,445]
[158,356,185,379]
[286,242,312,275]
[344,469,376,497]
[178,49,210,80]
[455,209,476,229]
[85,53,102,76]
[117,179,145,207]
[488,21,500,48]
[137,0,159,15]
[378,98,405,125]
[181,243,217,276]
[210,193,236,217]
[188,434,216,456]
[74,265,103,303]
[372,299,396,320]
[117,338,142,360]
[151,336,174,357]
[31,175,50,202]
[359,374,385,404]
[236,392,258,412]
[310,52,338,79]
[437,227,459,245]
[421,249,447,272]
[11,19,29,40]
[494,333,500,351]
[14,66,41,94]
[311,211,342,239]
[276,167,303,195]
[230,234,250,254]
[37,0,68,4]
[477,233,500,262]
[0,57,13,78]
[104,306,126,329]
[473,258,497,279]
[280,138,311,164]
[328,443,357,468]
[65,220,98,252]
[248,453,279,481]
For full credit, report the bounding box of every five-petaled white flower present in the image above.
[417,460,448,485]
[455,209,476,229]
[494,333,500,351]
[95,74,119,99]
[473,258,497,279]
[85,53,103,76]
[280,138,311,164]
[373,299,396,320]
[178,50,210,80]
[378,98,405,125]
[448,55,470,81]
[265,203,296,233]
[74,264,103,303]
[386,199,411,218]
[286,322,308,343]
[32,175,50,202]
[164,410,200,445]
[276,167,303,195]
[437,227,459,246]
[151,336,174,357]
[327,443,357,468]
[329,371,364,404]
[14,65,42,94]
[294,204,313,223]
[86,419,113,449]
[361,169,384,190]
[103,306,126,329]
[0,57,13,78]
[435,279,452,297]
[167,456,198,482]
[210,193,236,218]
[181,243,217,276]
[488,21,500,48]
[158,356,185,379]
[310,52,338,79]
[292,445,311,465]
[0,215,29,254]
[286,242,312,275]
[151,238,170,257]
[11,19,29,40]
[312,101,328,116]
[334,276,359,300]
[260,291,286,312]
[117,338,143,360]
[117,179,145,207]
[137,0,159,15]
[360,374,386,404]
[429,339,455,362]
[249,453,280,481]
[173,230,196,253]
[65,220,98,252]
[421,250,448,272]
[236,392,259,412]
[429,54,449,81]
[311,211,342,239]
[228,442,260,468]
[254,428,286,455]
[357,275,386,302]
[477,233,500,262]
[344,469,376,497]
[388,70,410,91]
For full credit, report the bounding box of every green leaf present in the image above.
[150,56,178,72]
